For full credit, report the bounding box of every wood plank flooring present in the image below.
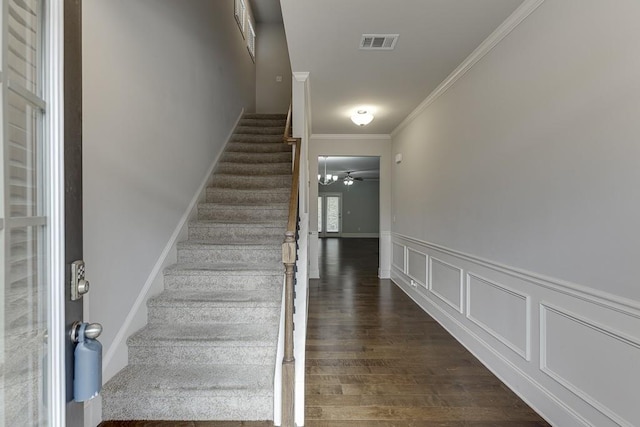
[305,238,550,427]
[100,238,550,427]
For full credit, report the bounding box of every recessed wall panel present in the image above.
[392,242,405,272]
[429,257,463,312]
[541,305,640,426]
[467,274,529,359]
[407,248,427,287]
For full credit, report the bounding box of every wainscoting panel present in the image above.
[407,247,427,288]
[392,242,406,272]
[467,273,530,360]
[390,232,640,427]
[541,304,640,427]
[429,257,463,313]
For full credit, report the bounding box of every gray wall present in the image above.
[83,0,255,368]
[319,180,379,236]
[392,0,640,302]
[391,2,640,425]
[256,23,292,113]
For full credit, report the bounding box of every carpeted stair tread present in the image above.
[216,161,292,175]
[178,239,282,249]
[226,142,292,153]
[238,118,286,127]
[221,151,292,163]
[165,262,282,275]
[198,202,288,211]
[243,113,287,120]
[234,125,285,135]
[128,323,278,347]
[148,289,280,307]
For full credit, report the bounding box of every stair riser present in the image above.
[128,345,275,366]
[234,125,284,135]
[102,395,272,421]
[216,162,291,175]
[243,113,286,120]
[197,207,288,222]
[232,134,283,143]
[210,175,291,189]
[221,151,292,164]
[239,118,286,127]
[188,225,285,241]
[148,306,280,324]
[177,247,281,264]
[205,189,290,204]
[226,142,291,153]
[164,274,282,291]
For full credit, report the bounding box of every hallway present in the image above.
[305,238,550,426]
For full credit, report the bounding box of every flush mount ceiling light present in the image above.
[318,156,338,186]
[351,110,374,127]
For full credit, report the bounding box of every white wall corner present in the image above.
[391,0,545,138]
[84,395,102,427]
[100,108,244,386]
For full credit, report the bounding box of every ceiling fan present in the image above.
[343,171,364,186]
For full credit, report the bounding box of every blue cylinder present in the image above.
[73,323,103,402]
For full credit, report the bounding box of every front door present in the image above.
[318,193,342,237]
[0,0,84,425]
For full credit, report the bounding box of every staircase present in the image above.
[102,113,291,421]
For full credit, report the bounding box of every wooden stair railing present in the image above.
[281,104,300,427]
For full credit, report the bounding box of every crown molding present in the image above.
[391,0,545,138]
[311,133,391,141]
[293,71,309,82]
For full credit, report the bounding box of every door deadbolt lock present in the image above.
[71,260,90,301]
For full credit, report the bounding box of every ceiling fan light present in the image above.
[351,110,374,126]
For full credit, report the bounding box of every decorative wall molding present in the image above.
[466,272,530,360]
[540,304,640,427]
[311,133,392,141]
[391,0,546,137]
[407,247,427,288]
[429,256,464,313]
[392,242,406,272]
[393,233,640,319]
[341,232,380,238]
[391,270,592,427]
[392,232,640,426]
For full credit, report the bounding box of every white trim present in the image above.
[101,109,244,372]
[466,272,531,361]
[311,133,391,141]
[428,256,464,313]
[45,0,65,424]
[406,247,428,288]
[393,232,640,318]
[540,303,640,427]
[340,232,380,238]
[391,273,591,427]
[292,72,309,82]
[391,0,545,138]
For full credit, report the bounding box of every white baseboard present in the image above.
[340,233,380,238]
[100,108,244,388]
[391,232,640,427]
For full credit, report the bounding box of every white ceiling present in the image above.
[279,0,525,135]
[318,156,380,180]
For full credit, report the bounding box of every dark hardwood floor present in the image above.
[100,238,550,427]
[305,238,550,427]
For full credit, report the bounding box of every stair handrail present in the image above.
[281,103,300,427]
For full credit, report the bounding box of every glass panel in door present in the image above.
[325,196,340,233]
[1,0,52,425]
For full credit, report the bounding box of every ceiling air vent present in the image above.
[359,34,399,50]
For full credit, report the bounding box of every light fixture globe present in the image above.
[351,109,374,126]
